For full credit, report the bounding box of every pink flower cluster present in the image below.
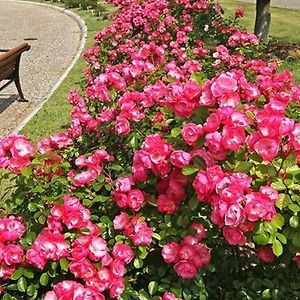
[68,238,133,298]
[0,216,25,280]
[193,166,277,245]
[114,177,145,211]
[161,291,182,300]
[68,149,114,187]
[228,31,259,47]
[26,230,69,269]
[0,135,34,173]
[38,133,73,153]
[28,195,134,298]
[132,134,173,181]
[157,168,188,214]
[162,223,210,279]
[113,212,153,246]
[45,280,105,300]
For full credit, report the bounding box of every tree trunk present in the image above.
[254,0,271,43]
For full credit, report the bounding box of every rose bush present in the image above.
[1,0,300,299]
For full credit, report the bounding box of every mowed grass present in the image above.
[20,1,112,142]
[219,0,300,83]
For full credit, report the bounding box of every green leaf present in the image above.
[171,127,181,138]
[134,258,143,269]
[112,164,123,171]
[39,272,49,286]
[138,290,150,300]
[286,165,300,175]
[245,110,255,120]
[28,202,38,212]
[234,161,253,173]
[17,277,27,292]
[253,232,269,245]
[188,197,199,211]
[276,232,287,244]
[270,213,284,229]
[289,216,299,228]
[59,257,69,272]
[148,281,158,295]
[271,179,286,191]
[152,233,161,241]
[27,285,37,296]
[92,181,102,192]
[20,167,31,177]
[38,215,46,224]
[288,203,300,213]
[94,195,108,203]
[292,232,300,247]
[272,239,283,257]
[23,268,34,279]
[183,288,192,300]
[182,165,198,176]
[11,268,23,280]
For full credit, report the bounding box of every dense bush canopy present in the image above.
[1,0,300,299]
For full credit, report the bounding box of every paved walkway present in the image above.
[0,0,82,137]
[239,0,300,10]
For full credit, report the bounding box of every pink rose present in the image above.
[127,189,145,211]
[245,193,276,222]
[189,222,206,241]
[116,177,132,192]
[157,194,178,214]
[181,123,203,146]
[132,222,153,246]
[174,260,197,279]
[88,237,107,261]
[110,259,126,277]
[170,150,192,168]
[3,244,23,265]
[162,292,182,300]
[112,243,134,264]
[162,242,180,263]
[253,137,280,161]
[294,254,300,269]
[235,7,244,18]
[113,212,129,230]
[223,226,246,245]
[114,117,131,136]
[224,203,245,226]
[257,246,275,263]
[109,277,125,298]
[193,171,211,201]
[211,73,238,97]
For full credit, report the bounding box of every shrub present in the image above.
[1,0,300,299]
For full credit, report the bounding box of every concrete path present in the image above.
[0,0,83,137]
[239,0,300,10]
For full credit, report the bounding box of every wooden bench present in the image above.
[0,43,31,102]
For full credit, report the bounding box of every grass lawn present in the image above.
[219,0,300,83]
[20,1,112,142]
[20,0,300,143]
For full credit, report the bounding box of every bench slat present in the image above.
[0,43,30,101]
[0,43,30,63]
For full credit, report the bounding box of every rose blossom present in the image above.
[257,246,275,263]
[174,260,197,279]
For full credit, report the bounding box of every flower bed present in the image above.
[1,0,300,299]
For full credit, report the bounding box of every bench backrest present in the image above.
[0,43,31,81]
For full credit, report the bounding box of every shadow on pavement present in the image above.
[0,94,18,114]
